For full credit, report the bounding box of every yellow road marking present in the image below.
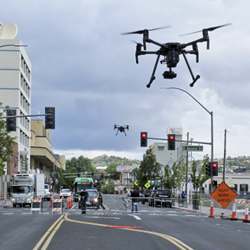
[33,214,64,250]
[65,213,193,250]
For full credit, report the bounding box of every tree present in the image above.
[163,161,186,190]
[59,156,96,188]
[106,164,120,180]
[137,148,161,187]
[0,113,15,176]
[190,155,210,191]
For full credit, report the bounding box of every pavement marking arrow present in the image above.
[64,213,193,250]
[128,214,142,220]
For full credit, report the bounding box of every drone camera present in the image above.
[163,70,177,79]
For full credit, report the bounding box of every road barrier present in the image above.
[31,197,42,212]
[230,202,238,220]
[243,207,250,223]
[209,201,215,218]
[66,196,73,209]
[52,197,63,214]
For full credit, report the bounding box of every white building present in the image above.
[203,173,250,195]
[0,25,31,174]
[150,128,185,171]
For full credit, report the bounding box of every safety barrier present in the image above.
[66,196,73,209]
[31,197,42,212]
[52,197,63,214]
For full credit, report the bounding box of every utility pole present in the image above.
[185,132,189,195]
[223,129,227,182]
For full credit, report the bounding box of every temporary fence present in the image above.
[51,197,63,214]
[31,197,42,212]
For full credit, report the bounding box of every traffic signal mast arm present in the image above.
[147,136,212,145]
[2,114,46,119]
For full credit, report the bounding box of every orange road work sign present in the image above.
[211,181,237,209]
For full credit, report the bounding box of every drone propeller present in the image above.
[122,26,171,50]
[121,26,171,35]
[180,23,232,36]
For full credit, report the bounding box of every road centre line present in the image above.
[33,214,64,250]
[64,213,193,250]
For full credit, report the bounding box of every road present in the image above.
[1,195,250,249]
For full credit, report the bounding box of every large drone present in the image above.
[122,23,231,88]
[114,124,129,136]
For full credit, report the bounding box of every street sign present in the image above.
[133,180,139,187]
[211,181,237,209]
[183,145,203,152]
[144,181,151,189]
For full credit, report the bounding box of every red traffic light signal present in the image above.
[210,161,218,176]
[140,132,148,147]
[168,134,175,150]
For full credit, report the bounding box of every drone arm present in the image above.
[146,54,160,88]
[182,52,200,87]
[146,38,165,48]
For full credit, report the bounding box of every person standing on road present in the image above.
[130,187,140,212]
[98,192,105,210]
[79,189,88,214]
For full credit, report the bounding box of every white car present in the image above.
[60,188,72,198]
[44,184,51,200]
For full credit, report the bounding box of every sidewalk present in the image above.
[174,202,245,219]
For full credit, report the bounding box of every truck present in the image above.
[10,173,45,207]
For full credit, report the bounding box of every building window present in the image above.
[157,146,165,151]
[234,184,238,192]
[240,184,248,194]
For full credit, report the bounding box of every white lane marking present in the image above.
[3,212,14,215]
[129,214,142,220]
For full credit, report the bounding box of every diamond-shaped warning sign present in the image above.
[211,181,237,209]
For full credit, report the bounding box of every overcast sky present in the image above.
[2,0,250,160]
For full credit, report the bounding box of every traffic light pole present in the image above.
[163,87,214,192]
[185,132,189,195]
[223,129,227,182]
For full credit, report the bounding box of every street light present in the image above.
[162,87,214,192]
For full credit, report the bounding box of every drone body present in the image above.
[114,124,129,136]
[122,24,231,88]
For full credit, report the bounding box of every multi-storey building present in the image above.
[0,35,31,174]
[150,128,185,175]
[31,119,65,183]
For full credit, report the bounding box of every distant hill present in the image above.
[91,154,140,168]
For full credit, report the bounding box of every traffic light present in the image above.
[210,162,218,176]
[168,134,175,150]
[205,163,211,176]
[45,107,55,129]
[6,109,16,132]
[140,132,148,147]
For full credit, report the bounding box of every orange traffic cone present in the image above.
[209,201,215,218]
[230,202,238,220]
[243,207,250,223]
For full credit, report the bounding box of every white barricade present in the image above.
[52,198,63,214]
[31,197,42,212]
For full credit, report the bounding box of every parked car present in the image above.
[148,189,173,208]
[43,184,51,201]
[60,188,72,198]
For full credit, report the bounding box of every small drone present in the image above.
[122,23,231,88]
[114,124,129,136]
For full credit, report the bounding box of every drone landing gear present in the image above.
[146,54,160,88]
[182,53,200,87]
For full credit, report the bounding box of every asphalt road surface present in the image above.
[1,195,250,250]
